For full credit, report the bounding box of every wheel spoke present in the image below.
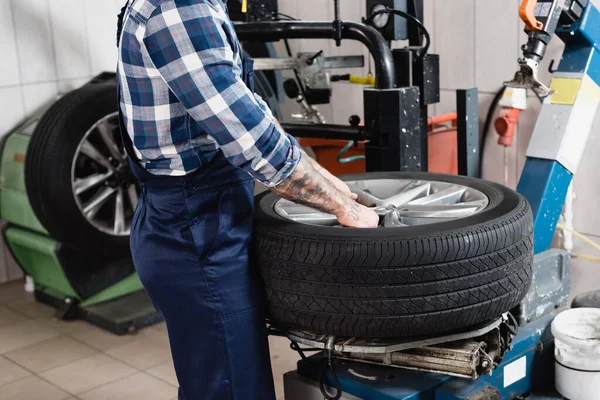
[97,121,123,161]
[382,183,431,207]
[114,188,126,234]
[407,185,466,206]
[81,140,114,171]
[73,172,113,195]
[126,185,138,210]
[352,188,382,207]
[83,187,117,219]
[383,211,408,227]
[275,201,338,225]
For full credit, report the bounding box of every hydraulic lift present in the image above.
[238,0,598,398]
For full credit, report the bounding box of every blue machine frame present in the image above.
[517,2,600,253]
[294,312,558,400]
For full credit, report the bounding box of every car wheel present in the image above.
[254,172,533,338]
[25,81,134,255]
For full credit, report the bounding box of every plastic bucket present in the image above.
[551,308,600,400]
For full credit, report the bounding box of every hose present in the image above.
[337,141,365,164]
[556,224,600,263]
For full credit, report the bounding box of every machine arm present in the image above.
[505,0,589,97]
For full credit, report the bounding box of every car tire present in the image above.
[254,172,533,338]
[25,81,131,256]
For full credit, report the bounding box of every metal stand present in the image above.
[287,315,513,380]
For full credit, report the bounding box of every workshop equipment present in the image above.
[276,0,600,398]
[552,308,600,400]
[508,0,599,254]
[296,112,459,175]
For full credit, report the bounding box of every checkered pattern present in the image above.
[117,0,301,186]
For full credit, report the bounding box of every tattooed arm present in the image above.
[271,155,379,228]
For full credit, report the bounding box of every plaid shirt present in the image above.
[117,0,301,186]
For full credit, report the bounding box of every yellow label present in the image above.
[550,78,582,105]
[242,0,248,13]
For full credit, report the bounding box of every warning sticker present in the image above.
[503,356,527,388]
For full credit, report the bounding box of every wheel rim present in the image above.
[71,112,138,236]
[274,178,490,227]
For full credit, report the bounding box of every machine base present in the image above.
[288,312,562,400]
[36,288,163,335]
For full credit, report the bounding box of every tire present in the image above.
[254,172,533,338]
[25,81,130,255]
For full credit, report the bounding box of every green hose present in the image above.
[337,141,365,164]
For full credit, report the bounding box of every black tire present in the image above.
[25,82,129,255]
[254,172,533,338]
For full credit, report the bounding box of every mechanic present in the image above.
[116,0,378,399]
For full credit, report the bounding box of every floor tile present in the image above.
[105,329,171,369]
[0,375,71,400]
[146,361,178,387]
[269,336,300,400]
[79,372,175,400]
[7,297,56,319]
[0,320,60,354]
[65,322,138,352]
[151,321,168,333]
[0,355,31,387]
[5,335,97,373]
[34,317,91,335]
[0,281,27,305]
[40,353,137,394]
[0,305,27,328]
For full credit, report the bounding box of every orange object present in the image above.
[428,112,457,127]
[494,108,521,147]
[298,113,459,175]
[519,0,544,31]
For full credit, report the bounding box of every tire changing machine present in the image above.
[262,0,596,398]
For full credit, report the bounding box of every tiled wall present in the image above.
[1,0,599,283]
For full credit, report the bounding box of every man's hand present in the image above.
[271,155,379,228]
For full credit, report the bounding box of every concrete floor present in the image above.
[0,255,598,400]
[0,280,300,400]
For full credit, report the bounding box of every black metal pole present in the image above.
[456,89,481,177]
[234,21,396,89]
[281,123,363,141]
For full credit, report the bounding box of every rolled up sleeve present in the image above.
[142,0,300,186]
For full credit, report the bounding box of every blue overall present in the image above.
[118,56,276,399]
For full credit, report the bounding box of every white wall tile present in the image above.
[50,0,91,80]
[57,78,89,94]
[21,82,58,115]
[423,0,435,53]
[436,89,456,116]
[572,106,600,237]
[516,96,541,178]
[0,1,21,87]
[475,0,520,93]
[0,87,25,136]
[480,94,520,189]
[434,0,475,90]
[11,0,57,84]
[83,0,122,75]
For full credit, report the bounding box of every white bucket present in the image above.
[551,308,600,400]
